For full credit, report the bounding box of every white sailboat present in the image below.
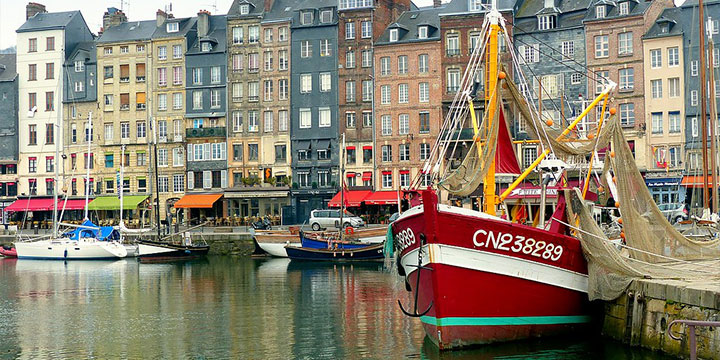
[15,108,128,260]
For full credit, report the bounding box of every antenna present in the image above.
[165,2,173,13]
[119,0,129,12]
[202,0,219,13]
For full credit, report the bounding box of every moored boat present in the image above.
[253,230,301,257]
[0,246,17,258]
[285,242,384,261]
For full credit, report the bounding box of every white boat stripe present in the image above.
[401,244,588,294]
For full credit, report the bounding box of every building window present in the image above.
[691,90,698,106]
[651,79,662,99]
[28,157,36,173]
[619,103,635,127]
[619,68,634,91]
[264,28,273,43]
[361,21,372,38]
[320,39,332,56]
[173,45,182,59]
[279,50,288,70]
[419,82,429,103]
[345,22,355,39]
[320,72,331,93]
[447,68,460,93]
[158,67,167,86]
[301,41,312,58]
[668,77,680,98]
[158,46,167,60]
[362,80,372,102]
[538,15,556,30]
[248,111,259,132]
[279,110,288,131]
[380,57,391,76]
[264,111,274,132]
[399,144,410,161]
[418,26,428,39]
[28,38,37,52]
[595,35,608,58]
[618,1,629,15]
[381,115,392,135]
[419,112,430,133]
[446,34,460,56]
[381,85,391,104]
[561,41,574,61]
[301,73,312,93]
[668,47,679,67]
[279,79,288,100]
[300,108,311,129]
[264,51,273,71]
[595,71,609,94]
[45,62,54,79]
[691,117,699,137]
[346,112,356,128]
[651,112,663,134]
[382,145,392,162]
[398,55,408,74]
[362,50,372,67]
[571,73,583,85]
[650,49,662,68]
[74,60,84,72]
[233,112,243,132]
[319,108,331,127]
[363,112,373,128]
[382,172,392,188]
[248,82,259,101]
[596,5,606,18]
[420,143,430,160]
[193,91,203,109]
[233,27,244,44]
[419,54,429,73]
[669,111,681,133]
[345,81,355,102]
[399,114,409,135]
[105,153,114,168]
[45,92,54,111]
[618,32,632,55]
[167,22,179,33]
[301,11,313,25]
[389,29,399,42]
[398,84,409,103]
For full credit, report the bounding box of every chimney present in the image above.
[103,7,128,31]
[197,10,210,37]
[157,9,167,26]
[264,0,275,13]
[433,0,441,8]
[26,2,47,20]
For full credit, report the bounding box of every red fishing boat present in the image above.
[391,3,615,350]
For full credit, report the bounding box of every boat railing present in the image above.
[15,233,54,243]
[667,319,720,360]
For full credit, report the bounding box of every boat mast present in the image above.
[154,116,161,239]
[52,62,63,237]
[84,112,92,220]
[482,0,501,216]
[699,0,710,210]
[339,133,345,239]
[120,144,125,226]
[707,18,719,213]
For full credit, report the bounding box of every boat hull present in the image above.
[136,240,209,261]
[257,241,300,257]
[286,243,384,261]
[0,246,17,258]
[15,239,128,260]
[253,233,300,257]
[394,191,589,349]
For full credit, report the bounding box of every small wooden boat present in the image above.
[253,230,301,258]
[285,242,384,261]
[0,245,17,258]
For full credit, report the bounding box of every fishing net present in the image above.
[565,123,720,301]
[438,84,502,197]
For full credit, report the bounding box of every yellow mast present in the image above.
[482,13,501,216]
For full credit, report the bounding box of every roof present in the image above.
[376,7,443,45]
[187,15,228,55]
[17,11,81,32]
[289,0,338,28]
[262,0,295,23]
[583,0,650,23]
[644,7,683,39]
[65,41,96,65]
[153,17,197,38]
[0,54,17,82]
[440,0,516,16]
[97,20,157,43]
[515,0,593,32]
[228,0,265,19]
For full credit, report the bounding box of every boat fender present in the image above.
[64,249,68,259]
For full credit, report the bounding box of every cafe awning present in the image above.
[328,190,372,207]
[174,194,223,209]
[5,198,95,212]
[681,175,717,188]
[364,191,399,205]
[87,195,149,211]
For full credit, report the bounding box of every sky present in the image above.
[0,0,437,50]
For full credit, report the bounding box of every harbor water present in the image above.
[0,256,673,359]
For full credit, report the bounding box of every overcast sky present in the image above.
[0,0,438,49]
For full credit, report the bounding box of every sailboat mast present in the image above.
[154,117,161,239]
[699,0,710,210]
[120,144,125,225]
[482,6,501,216]
[52,62,63,237]
[83,112,92,220]
[339,133,345,237]
[708,36,718,213]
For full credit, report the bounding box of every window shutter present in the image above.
[220,142,227,160]
[187,144,194,161]
[203,170,212,189]
[532,44,540,63]
[221,170,228,188]
[204,143,211,160]
[517,45,526,64]
[187,171,194,189]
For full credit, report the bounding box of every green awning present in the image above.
[87,195,149,211]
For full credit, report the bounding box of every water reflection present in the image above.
[0,257,673,359]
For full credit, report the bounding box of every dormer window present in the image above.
[390,29,399,42]
[660,24,669,33]
[301,11,313,25]
[167,22,179,33]
[240,4,250,14]
[418,26,428,39]
[469,0,489,11]
[596,5,606,19]
[201,42,212,52]
[320,10,332,24]
[619,2,629,15]
[538,15,556,30]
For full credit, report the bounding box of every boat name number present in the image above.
[396,228,416,252]
[472,230,563,262]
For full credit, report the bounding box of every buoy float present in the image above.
[498,71,506,80]
[615,201,620,208]
[545,119,553,127]
[612,176,617,183]
[620,231,626,239]
[609,107,617,115]
[587,132,595,139]
[617,218,623,225]
[345,227,354,235]
[610,151,616,158]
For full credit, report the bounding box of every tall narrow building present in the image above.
[290,1,340,223]
[0,53,19,223]
[16,5,94,200]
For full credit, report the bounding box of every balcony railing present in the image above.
[120,104,130,111]
[120,77,130,83]
[446,49,461,56]
[136,76,146,82]
[186,127,227,138]
[136,103,146,110]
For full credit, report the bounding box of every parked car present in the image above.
[309,209,365,231]
[658,203,688,224]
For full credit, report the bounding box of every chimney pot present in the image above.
[26,2,47,20]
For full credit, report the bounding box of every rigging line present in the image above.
[508,23,609,85]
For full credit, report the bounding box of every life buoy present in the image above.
[345,227,354,235]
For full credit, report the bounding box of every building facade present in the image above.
[0,53,19,222]
[290,1,340,223]
[642,7,685,205]
[583,0,673,172]
[16,5,94,199]
[374,7,444,192]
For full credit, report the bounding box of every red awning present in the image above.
[681,175,717,188]
[346,146,356,150]
[362,172,372,181]
[364,191,399,205]
[328,190,372,207]
[362,146,372,150]
[346,173,356,177]
[5,198,92,212]
[399,170,410,174]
